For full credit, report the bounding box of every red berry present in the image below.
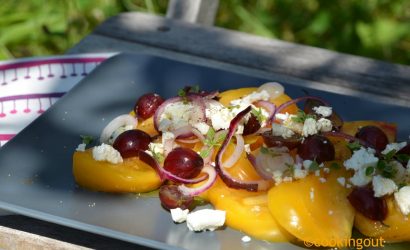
[113,129,151,158]
[164,147,204,179]
[135,93,164,120]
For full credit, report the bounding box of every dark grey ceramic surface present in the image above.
[0,53,408,250]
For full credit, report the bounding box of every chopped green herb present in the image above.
[384,149,397,161]
[376,159,387,171]
[396,154,410,163]
[191,85,200,93]
[284,163,295,176]
[177,88,189,104]
[347,141,361,152]
[80,135,94,145]
[365,166,375,176]
[260,146,281,157]
[251,107,265,123]
[199,127,226,158]
[291,110,316,123]
[151,150,164,163]
[330,162,341,170]
[227,105,240,110]
[308,160,320,172]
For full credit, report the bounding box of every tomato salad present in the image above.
[73,82,410,246]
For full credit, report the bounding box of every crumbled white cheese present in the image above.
[394,186,410,216]
[323,168,330,173]
[271,123,295,139]
[241,235,252,243]
[302,118,318,137]
[319,177,327,183]
[205,101,233,131]
[158,102,202,132]
[344,147,378,171]
[193,122,210,135]
[382,142,407,155]
[76,143,86,152]
[275,112,291,121]
[148,142,164,155]
[315,170,320,176]
[170,208,189,223]
[316,118,333,132]
[186,209,226,231]
[92,143,123,164]
[283,176,293,182]
[162,131,175,146]
[313,106,332,117]
[294,169,308,179]
[350,168,372,186]
[337,177,346,187]
[372,175,398,197]
[303,160,313,169]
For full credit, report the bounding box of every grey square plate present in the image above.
[0,53,409,250]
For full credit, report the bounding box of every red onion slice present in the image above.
[246,153,272,180]
[178,165,217,196]
[254,100,276,122]
[222,134,244,168]
[138,151,207,184]
[100,114,138,144]
[215,106,270,192]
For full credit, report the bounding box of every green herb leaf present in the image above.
[396,154,410,163]
[291,110,316,123]
[251,107,265,123]
[384,149,397,161]
[347,141,361,152]
[330,162,341,170]
[199,148,211,158]
[191,85,200,93]
[365,166,375,176]
[260,146,281,157]
[309,160,320,172]
[80,135,94,145]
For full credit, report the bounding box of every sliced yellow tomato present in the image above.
[204,144,291,241]
[73,149,162,193]
[268,166,355,244]
[354,196,410,242]
[208,178,294,242]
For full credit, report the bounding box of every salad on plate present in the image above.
[72,82,410,247]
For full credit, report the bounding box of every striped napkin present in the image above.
[0,53,116,146]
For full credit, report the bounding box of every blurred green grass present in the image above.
[0,0,409,65]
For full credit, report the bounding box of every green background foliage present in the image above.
[0,0,409,65]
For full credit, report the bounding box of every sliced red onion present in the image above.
[176,137,201,144]
[138,151,207,184]
[258,82,284,99]
[178,165,217,196]
[100,114,138,144]
[188,90,219,100]
[254,100,276,122]
[215,106,270,192]
[153,96,206,133]
[222,134,244,168]
[272,96,329,123]
[247,153,272,180]
[172,125,195,139]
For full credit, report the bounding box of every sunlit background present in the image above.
[0,0,409,64]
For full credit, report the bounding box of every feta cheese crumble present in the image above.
[170,208,189,223]
[372,175,398,197]
[205,101,233,131]
[381,142,407,155]
[302,118,318,137]
[241,235,252,243]
[193,122,210,135]
[186,209,226,232]
[92,143,123,164]
[337,177,346,187]
[313,106,332,117]
[271,123,295,139]
[76,143,86,152]
[344,147,378,171]
[394,186,410,216]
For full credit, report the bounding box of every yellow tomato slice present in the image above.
[268,166,355,244]
[354,196,410,242]
[73,149,162,193]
